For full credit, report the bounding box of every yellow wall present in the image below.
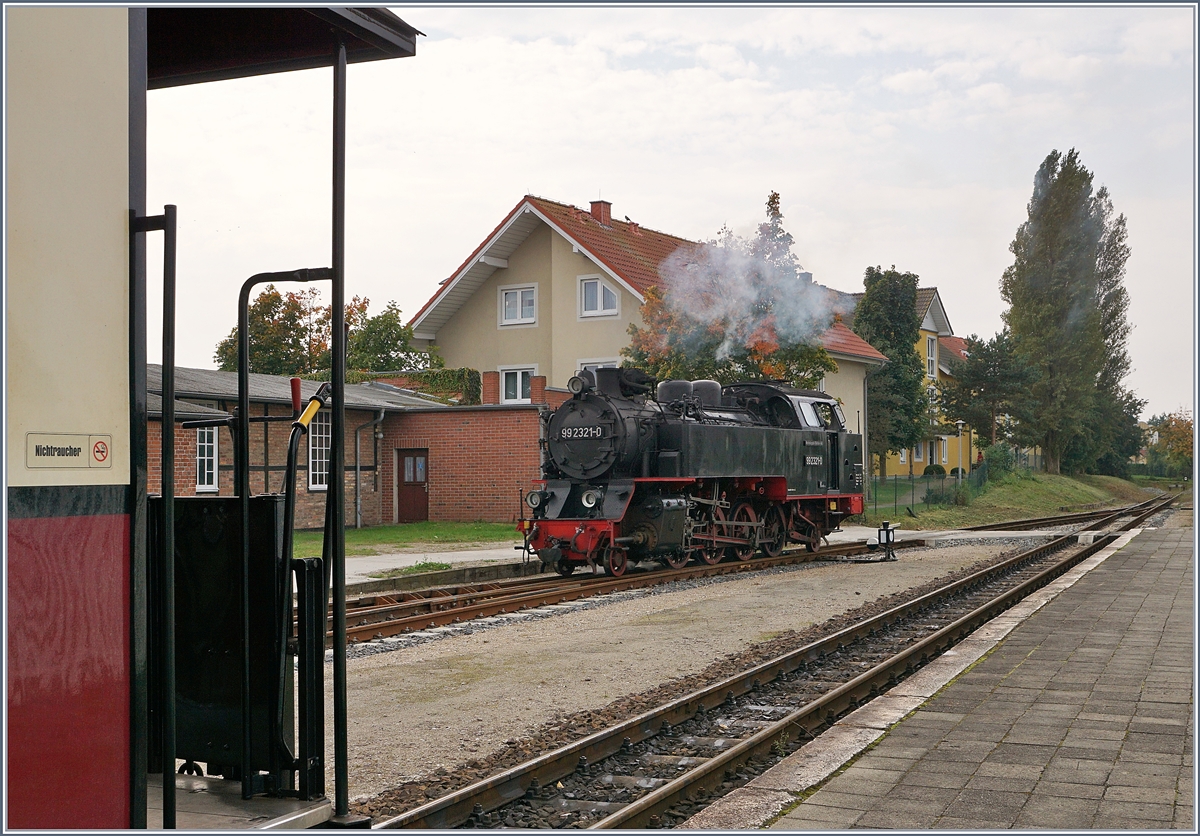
[879,328,980,475]
[821,358,867,438]
[6,7,130,486]
[431,222,643,388]
[548,232,639,387]
[433,224,556,377]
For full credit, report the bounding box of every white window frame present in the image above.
[499,364,537,404]
[915,443,923,462]
[927,335,937,378]
[578,275,620,319]
[899,448,907,464]
[309,410,331,490]
[196,425,218,493]
[498,283,538,328]
[940,437,948,464]
[578,357,620,376]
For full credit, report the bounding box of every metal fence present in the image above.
[867,465,988,516]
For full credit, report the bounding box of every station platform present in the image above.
[686,515,1194,830]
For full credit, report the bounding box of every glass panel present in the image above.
[795,400,820,428]
[503,290,517,321]
[602,285,617,311]
[583,280,597,312]
[404,456,414,483]
[310,411,330,487]
[520,289,535,320]
[504,371,517,400]
[521,370,532,399]
[415,457,426,483]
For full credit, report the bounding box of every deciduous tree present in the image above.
[215,290,435,376]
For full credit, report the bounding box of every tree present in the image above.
[1148,410,1194,477]
[1000,148,1136,474]
[347,301,440,372]
[215,289,434,375]
[214,284,328,375]
[852,266,926,478]
[623,192,837,388]
[937,330,1035,446]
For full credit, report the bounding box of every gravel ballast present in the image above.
[323,538,1054,807]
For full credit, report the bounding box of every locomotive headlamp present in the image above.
[567,375,586,395]
[526,490,546,509]
[581,489,601,509]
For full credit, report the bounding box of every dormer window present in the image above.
[580,276,618,317]
[499,284,537,326]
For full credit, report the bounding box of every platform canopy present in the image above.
[147,7,419,89]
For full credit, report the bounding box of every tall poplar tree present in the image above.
[1000,148,1138,474]
[852,266,926,477]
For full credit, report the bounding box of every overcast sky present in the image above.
[147,4,1196,419]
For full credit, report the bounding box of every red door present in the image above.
[394,448,429,522]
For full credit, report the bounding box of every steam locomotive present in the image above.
[518,367,865,577]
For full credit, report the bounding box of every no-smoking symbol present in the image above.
[93,441,108,463]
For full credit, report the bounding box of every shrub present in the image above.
[923,464,946,476]
[984,444,1015,477]
[950,467,965,477]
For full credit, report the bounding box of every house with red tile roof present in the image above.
[409,195,887,438]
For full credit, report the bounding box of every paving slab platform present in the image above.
[684,518,1194,830]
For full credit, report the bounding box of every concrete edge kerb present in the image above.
[681,529,1144,830]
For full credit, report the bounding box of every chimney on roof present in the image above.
[590,199,612,226]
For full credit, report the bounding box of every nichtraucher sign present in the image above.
[26,433,112,468]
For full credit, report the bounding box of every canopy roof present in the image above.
[147,8,419,89]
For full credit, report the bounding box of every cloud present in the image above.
[147,5,1193,418]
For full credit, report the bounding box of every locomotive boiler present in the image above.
[519,367,865,577]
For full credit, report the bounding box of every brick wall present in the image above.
[148,403,386,530]
[380,405,544,523]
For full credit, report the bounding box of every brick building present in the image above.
[149,364,563,527]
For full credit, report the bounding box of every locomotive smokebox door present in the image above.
[148,495,291,783]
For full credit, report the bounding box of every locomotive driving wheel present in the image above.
[761,505,788,557]
[603,546,629,577]
[663,551,689,569]
[729,502,758,562]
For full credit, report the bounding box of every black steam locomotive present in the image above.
[518,367,865,577]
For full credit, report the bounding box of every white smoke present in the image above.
[657,234,837,361]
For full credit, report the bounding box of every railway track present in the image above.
[335,540,926,644]
[331,499,1158,645]
[370,494,1173,830]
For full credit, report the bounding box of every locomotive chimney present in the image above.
[590,200,612,227]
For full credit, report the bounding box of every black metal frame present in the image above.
[131,205,177,826]
[127,21,391,825]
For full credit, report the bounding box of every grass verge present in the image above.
[367,561,453,579]
[858,472,1158,531]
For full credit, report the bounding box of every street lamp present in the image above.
[955,419,965,484]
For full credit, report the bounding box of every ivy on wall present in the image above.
[305,367,482,405]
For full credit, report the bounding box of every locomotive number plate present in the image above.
[560,425,605,440]
[805,456,823,466]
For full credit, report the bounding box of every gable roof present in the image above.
[836,286,952,337]
[821,321,888,365]
[410,195,697,339]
